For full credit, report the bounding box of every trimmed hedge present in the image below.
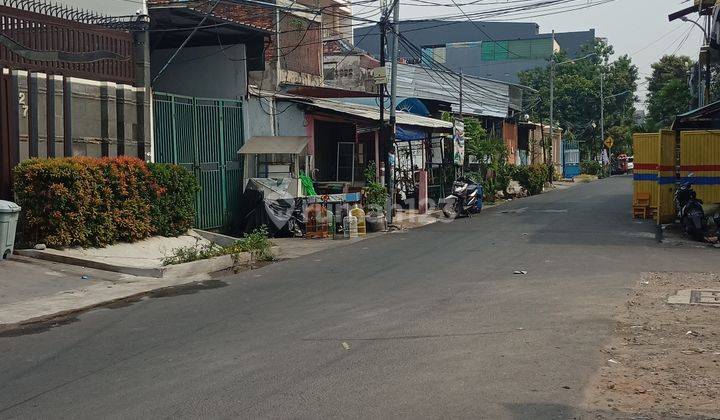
[512,164,548,196]
[13,157,199,248]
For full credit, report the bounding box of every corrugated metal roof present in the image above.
[248,86,453,130]
[306,97,453,129]
[393,63,510,118]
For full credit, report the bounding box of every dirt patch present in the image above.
[584,272,720,418]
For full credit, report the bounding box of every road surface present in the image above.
[1,176,718,418]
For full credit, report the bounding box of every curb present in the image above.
[15,246,280,279]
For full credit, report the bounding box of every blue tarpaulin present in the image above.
[396,125,428,142]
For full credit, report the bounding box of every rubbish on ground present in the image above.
[341,342,350,350]
[641,281,650,285]
[33,243,46,250]
[81,275,89,280]
[608,359,620,364]
[514,270,528,275]
[686,330,698,336]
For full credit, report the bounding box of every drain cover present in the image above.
[690,290,720,305]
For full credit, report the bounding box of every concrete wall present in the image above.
[151,45,248,100]
[243,95,307,139]
[14,70,149,162]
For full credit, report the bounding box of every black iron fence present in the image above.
[0,0,136,84]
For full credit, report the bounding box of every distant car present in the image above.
[627,156,634,173]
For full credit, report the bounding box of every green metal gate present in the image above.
[153,93,244,230]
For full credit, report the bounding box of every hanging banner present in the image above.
[453,119,465,166]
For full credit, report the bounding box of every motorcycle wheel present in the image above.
[681,214,705,241]
[442,201,459,219]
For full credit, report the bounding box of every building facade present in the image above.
[355,20,597,83]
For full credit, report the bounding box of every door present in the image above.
[153,93,244,231]
[337,142,355,182]
[563,139,580,179]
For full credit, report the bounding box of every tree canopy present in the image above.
[645,55,693,131]
[519,40,638,157]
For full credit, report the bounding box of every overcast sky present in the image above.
[67,0,704,107]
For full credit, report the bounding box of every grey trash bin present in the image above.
[0,200,21,260]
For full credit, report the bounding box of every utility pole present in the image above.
[600,72,605,162]
[548,30,555,182]
[459,69,464,119]
[378,1,386,185]
[386,0,399,224]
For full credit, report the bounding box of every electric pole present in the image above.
[459,69,463,119]
[548,30,555,182]
[600,72,605,162]
[378,1,386,185]
[386,0,399,224]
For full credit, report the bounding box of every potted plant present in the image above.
[362,163,388,232]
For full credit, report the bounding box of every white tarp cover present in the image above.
[238,136,309,155]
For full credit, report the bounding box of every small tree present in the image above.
[464,118,511,200]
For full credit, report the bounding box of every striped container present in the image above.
[656,130,677,224]
[680,131,720,206]
[632,133,660,210]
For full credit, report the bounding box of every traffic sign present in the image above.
[604,136,614,149]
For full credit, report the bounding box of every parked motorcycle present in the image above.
[674,173,720,241]
[442,177,482,219]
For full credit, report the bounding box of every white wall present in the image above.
[151,45,248,100]
[62,0,140,15]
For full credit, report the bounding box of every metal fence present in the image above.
[0,0,135,84]
[154,93,245,231]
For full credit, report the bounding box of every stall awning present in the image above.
[238,136,309,154]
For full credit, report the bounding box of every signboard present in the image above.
[371,67,388,85]
[604,136,614,149]
[453,120,465,166]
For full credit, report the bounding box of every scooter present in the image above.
[674,173,720,241]
[441,177,482,219]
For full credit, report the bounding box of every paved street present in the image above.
[0,176,718,419]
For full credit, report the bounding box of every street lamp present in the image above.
[679,16,711,106]
[680,16,709,43]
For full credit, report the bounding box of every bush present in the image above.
[13,157,199,248]
[148,163,199,236]
[580,160,603,176]
[362,162,388,213]
[162,227,273,266]
[512,164,548,196]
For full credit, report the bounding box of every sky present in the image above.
[67,0,705,108]
[394,0,706,109]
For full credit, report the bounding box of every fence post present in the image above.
[116,87,126,156]
[100,83,109,157]
[62,76,73,157]
[28,72,39,158]
[133,15,151,161]
[46,75,56,158]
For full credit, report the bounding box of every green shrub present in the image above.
[13,157,199,248]
[512,164,548,196]
[162,227,273,266]
[580,160,603,176]
[148,163,200,237]
[362,162,388,213]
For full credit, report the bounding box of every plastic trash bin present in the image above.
[0,200,21,260]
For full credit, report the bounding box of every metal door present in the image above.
[153,93,244,231]
[562,139,580,178]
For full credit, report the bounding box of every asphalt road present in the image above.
[1,176,718,419]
